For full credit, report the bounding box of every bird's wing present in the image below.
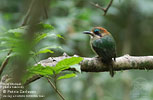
[92,35,116,63]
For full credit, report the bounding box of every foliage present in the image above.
[1,0,153,100]
[0,23,64,58]
[23,57,83,98]
[27,57,83,78]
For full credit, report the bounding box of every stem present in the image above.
[47,78,65,100]
[0,50,12,76]
[90,0,114,16]
[54,72,57,89]
[33,56,38,63]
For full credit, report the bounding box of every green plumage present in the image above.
[91,34,116,77]
[91,34,116,63]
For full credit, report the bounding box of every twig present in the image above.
[0,50,12,76]
[53,72,57,89]
[23,75,42,86]
[47,78,66,100]
[90,2,105,11]
[90,0,114,16]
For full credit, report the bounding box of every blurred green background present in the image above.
[0,0,153,100]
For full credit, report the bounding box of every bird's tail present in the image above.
[101,58,115,77]
[108,62,114,77]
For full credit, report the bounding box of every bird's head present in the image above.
[83,27,110,38]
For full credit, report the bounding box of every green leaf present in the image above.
[57,73,76,80]
[33,33,47,45]
[55,57,83,74]
[29,51,36,55]
[28,64,54,77]
[27,57,83,77]
[7,52,20,57]
[29,23,54,32]
[42,24,54,30]
[37,49,54,54]
[43,45,63,50]
[35,46,63,55]
[56,34,65,40]
[7,27,25,35]
[0,48,11,53]
[70,64,81,73]
[22,72,36,84]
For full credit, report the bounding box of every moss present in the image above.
[139,61,151,69]
[83,60,89,68]
[132,61,136,67]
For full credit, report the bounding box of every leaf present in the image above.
[28,64,54,77]
[55,57,83,74]
[7,52,20,57]
[42,24,54,30]
[29,51,36,55]
[7,27,25,35]
[0,48,11,53]
[57,73,76,80]
[22,72,36,84]
[27,57,83,77]
[47,33,59,38]
[43,45,63,50]
[56,34,65,40]
[35,46,63,55]
[0,28,24,49]
[33,33,47,45]
[28,23,54,32]
[70,64,81,73]
[37,49,54,54]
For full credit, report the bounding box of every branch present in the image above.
[90,0,113,16]
[24,53,153,85]
[0,50,12,76]
[38,53,153,72]
[47,78,66,100]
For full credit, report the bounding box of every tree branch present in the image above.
[24,53,153,85]
[38,53,153,72]
[90,0,114,16]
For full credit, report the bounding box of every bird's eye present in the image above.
[94,29,100,35]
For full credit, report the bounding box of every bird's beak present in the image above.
[83,31,93,35]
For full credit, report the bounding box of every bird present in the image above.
[83,27,116,77]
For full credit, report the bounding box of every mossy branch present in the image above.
[38,53,153,72]
[24,53,153,85]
